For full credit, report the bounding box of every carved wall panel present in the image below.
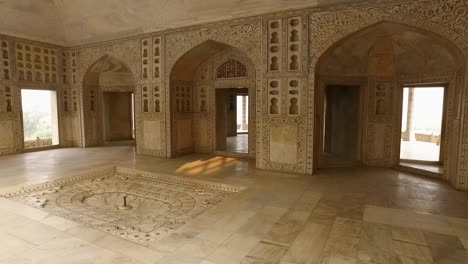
[174,82,192,113]
[287,78,300,116]
[268,19,282,72]
[0,85,13,113]
[308,0,468,183]
[0,120,14,151]
[262,117,306,172]
[153,37,161,79]
[15,42,58,84]
[363,77,396,167]
[136,35,165,157]
[141,84,150,113]
[1,40,11,81]
[267,79,280,115]
[287,17,302,72]
[141,38,150,80]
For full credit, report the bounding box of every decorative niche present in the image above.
[142,85,150,113]
[287,78,300,115]
[16,42,59,83]
[267,19,282,72]
[268,79,281,115]
[287,17,302,71]
[1,40,11,81]
[175,84,192,113]
[141,39,150,80]
[153,84,161,113]
[153,36,161,79]
[216,59,247,79]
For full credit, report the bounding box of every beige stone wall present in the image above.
[0,0,467,189]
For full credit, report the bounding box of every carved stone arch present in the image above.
[165,23,262,74]
[81,53,137,147]
[307,13,468,190]
[76,39,140,87]
[167,37,259,158]
[310,16,468,70]
[82,54,136,85]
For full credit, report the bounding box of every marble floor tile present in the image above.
[321,236,360,262]
[263,209,311,246]
[95,234,166,263]
[424,232,468,264]
[392,240,432,261]
[6,220,72,246]
[0,237,143,264]
[206,246,248,264]
[360,222,393,253]
[391,226,427,246]
[308,198,339,225]
[363,206,454,235]
[196,229,234,244]
[150,231,198,253]
[243,241,288,263]
[281,222,331,264]
[0,198,49,221]
[330,217,363,239]
[155,254,204,264]
[174,237,218,258]
[64,224,108,243]
[447,216,468,239]
[39,214,80,231]
[0,232,35,261]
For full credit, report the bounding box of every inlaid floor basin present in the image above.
[1,166,245,246]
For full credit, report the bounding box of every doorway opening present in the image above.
[400,86,445,163]
[102,91,135,144]
[320,85,361,167]
[21,89,59,150]
[215,88,249,154]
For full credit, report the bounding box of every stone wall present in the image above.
[0,0,467,189]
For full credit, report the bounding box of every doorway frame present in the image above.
[20,87,61,152]
[396,83,448,165]
[314,76,367,168]
[213,86,252,158]
[100,89,136,145]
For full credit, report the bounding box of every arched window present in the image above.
[216,59,247,78]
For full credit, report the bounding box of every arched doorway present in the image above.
[313,22,465,179]
[82,55,136,147]
[169,40,256,158]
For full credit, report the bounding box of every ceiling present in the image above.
[0,0,354,46]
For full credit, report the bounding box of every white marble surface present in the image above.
[0,146,467,263]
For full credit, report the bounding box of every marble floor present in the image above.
[0,146,468,263]
[226,134,248,153]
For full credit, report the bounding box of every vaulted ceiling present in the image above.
[0,0,353,46]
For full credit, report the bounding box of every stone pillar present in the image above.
[402,88,415,141]
[241,96,248,131]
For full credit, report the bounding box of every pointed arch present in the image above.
[167,40,257,158]
[81,54,136,147]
